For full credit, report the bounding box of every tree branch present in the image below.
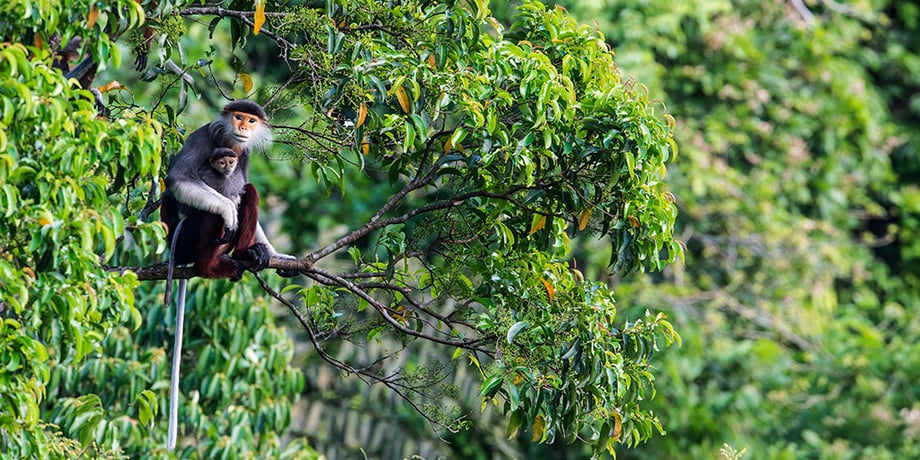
[304,266,483,350]
[253,272,468,433]
[118,256,307,280]
[178,7,295,59]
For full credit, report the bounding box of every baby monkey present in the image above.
[202,147,245,200]
[179,147,246,244]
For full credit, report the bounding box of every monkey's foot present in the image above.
[196,255,245,281]
[235,243,270,271]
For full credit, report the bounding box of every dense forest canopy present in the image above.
[1,0,680,458]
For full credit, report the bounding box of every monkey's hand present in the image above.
[274,254,300,278]
[212,227,237,244]
[171,182,238,230]
[236,243,271,272]
[222,204,239,232]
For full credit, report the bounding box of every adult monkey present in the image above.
[161,100,296,451]
[160,100,293,278]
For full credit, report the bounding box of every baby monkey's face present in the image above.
[212,156,238,176]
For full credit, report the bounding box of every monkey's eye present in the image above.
[247,117,257,124]
[234,114,243,121]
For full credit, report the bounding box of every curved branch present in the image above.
[118,256,306,280]
[305,266,482,350]
[252,273,467,433]
[306,175,533,264]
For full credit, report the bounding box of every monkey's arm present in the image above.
[168,179,240,230]
[253,223,299,278]
[166,129,240,229]
[255,223,296,260]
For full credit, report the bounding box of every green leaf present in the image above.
[480,374,503,398]
[507,321,530,344]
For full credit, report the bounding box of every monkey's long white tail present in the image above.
[167,278,186,451]
[166,218,187,452]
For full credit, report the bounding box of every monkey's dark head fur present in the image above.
[209,100,272,152]
[222,99,268,121]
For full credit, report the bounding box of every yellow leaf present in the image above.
[443,138,453,153]
[33,34,43,49]
[98,80,125,93]
[611,411,623,441]
[396,85,410,113]
[628,215,639,228]
[356,103,368,128]
[361,137,370,154]
[392,305,408,324]
[240,73,253,93]
[532,415,545,443]
[38,216,53,226]
[88,6,99,28]
[541,278,554,302]
[22,267,35,280]
[578,208,591,231]
[528,215,546,235]
[428,54,436,68]
[253,0,266,35]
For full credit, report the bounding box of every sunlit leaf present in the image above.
[507,321,529,344]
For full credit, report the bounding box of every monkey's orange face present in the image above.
[230,111,261,143]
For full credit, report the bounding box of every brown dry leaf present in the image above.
[611,411,623,441]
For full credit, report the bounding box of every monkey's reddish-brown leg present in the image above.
[192,213,242,280]
[232,184,259,253]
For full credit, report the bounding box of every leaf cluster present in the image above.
[265,0,683,455]
[0,38,160,455]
